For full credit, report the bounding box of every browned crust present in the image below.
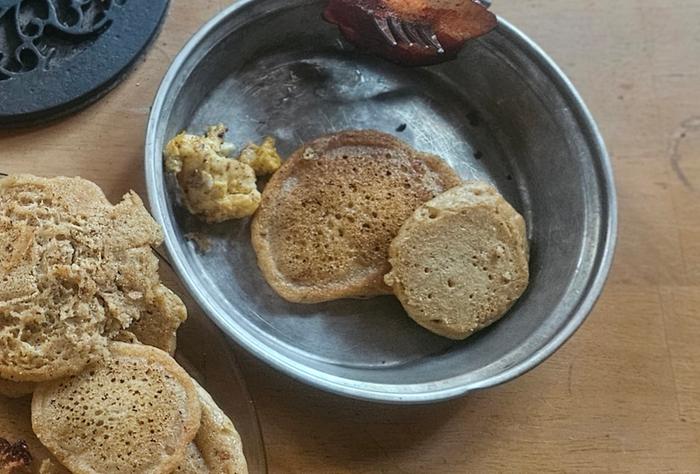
[417,152,464,190]
[192,382,249,473]
[251,130,461,304]
[32,343,201,474]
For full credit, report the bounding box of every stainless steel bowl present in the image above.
[145,0,617,404]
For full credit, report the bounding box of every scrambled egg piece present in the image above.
[239,137,283,176]
[164,125,261,223]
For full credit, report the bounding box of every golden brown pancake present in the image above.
[32,343,201,474]
[252,130,461,303]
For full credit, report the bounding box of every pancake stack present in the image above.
[1,342,249,474]
[178,383,249,474]
[32,343,202,474]
[0,175,248,474]
[0,175,185,387]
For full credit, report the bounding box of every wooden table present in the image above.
[2,1,699,472]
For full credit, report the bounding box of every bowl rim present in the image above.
[145,0,618,404]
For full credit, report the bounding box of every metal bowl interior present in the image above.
[146,0,617,403]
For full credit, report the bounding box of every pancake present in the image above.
[175,382,248,473]
[384,181,529,339]
[0,175,186,382]
[125,285,187,355]
[252,130,461,303]
[32,343,201,474]
[174,444,209,474]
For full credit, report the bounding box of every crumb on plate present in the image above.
[184,232,212,253]
[239,136,282,176]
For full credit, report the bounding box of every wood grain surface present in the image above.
[1,1,699,472]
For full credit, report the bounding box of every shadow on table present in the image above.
[239,352,517,472]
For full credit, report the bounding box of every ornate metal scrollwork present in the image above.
[0,0,126,81]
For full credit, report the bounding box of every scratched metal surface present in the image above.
[145,0,617,403]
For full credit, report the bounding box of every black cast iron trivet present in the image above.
[0,0,168,127]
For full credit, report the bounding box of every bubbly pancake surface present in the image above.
[32,343,201,474]
[385,181,530,339]
[0,175,186,382]
[252,130,461,303]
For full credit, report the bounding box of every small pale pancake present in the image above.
[0,175,186,382]
[0,379,35,399]
[252,130,461,303]
[385,181,529,339]
[176,382,248,473]
[0,396,69,474]
[32,343,201,474]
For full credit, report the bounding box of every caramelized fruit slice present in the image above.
[324,0,497,66]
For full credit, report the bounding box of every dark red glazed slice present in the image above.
[0,438,32,472]
[323,0,497,66]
